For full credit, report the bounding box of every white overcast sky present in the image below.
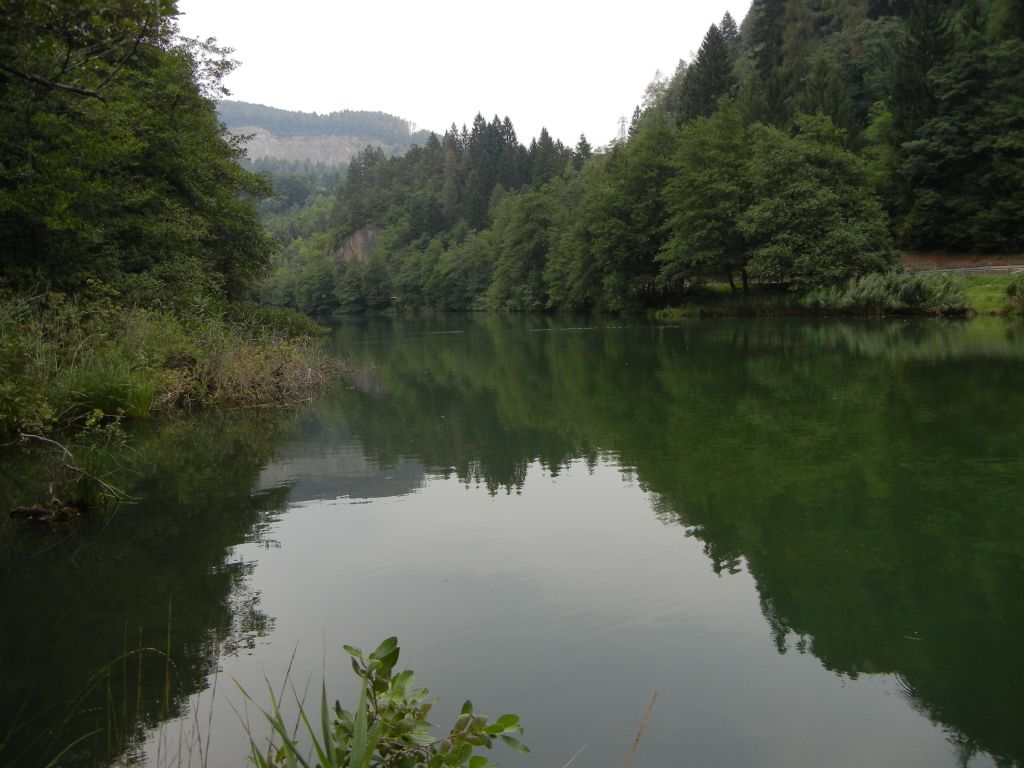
[175,0,752,147]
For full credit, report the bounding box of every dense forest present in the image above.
[258,0,1024,316]
[0,1,329,441]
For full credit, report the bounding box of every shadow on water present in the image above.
[1,315,1022,766]
[0,413,298,767]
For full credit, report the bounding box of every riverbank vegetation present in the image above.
[255,0,1023,317]
[0,2,336,450]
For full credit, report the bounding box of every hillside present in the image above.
[217,100,433,165]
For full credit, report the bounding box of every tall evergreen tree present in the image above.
[720,11,741,47]
[677,24,737,123]
[750,0,788,124]
[573,134,593,170]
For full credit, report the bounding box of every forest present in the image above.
[257,0,1024,316]
[217,100,433,146]
[0,0,330,440]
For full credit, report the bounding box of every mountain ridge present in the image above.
[217,100,433,165]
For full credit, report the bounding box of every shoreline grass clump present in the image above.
[801,272,968,316]
[0,283,338,440]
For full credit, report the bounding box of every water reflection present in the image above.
[1,316,1022,767]
[322,315,1024,766]
[0,415,293,766]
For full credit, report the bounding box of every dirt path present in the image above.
[901,253,1024,274]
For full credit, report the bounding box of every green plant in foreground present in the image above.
[243,638,527,768]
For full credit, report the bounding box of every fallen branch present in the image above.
[16,432,134,508]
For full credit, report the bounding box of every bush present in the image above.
[801,272,968,315]
[244,638,527,768]
[1007,273,1024,311]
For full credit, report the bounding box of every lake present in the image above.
[1,315,1022,768]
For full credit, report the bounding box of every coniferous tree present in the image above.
[750,0,788,125]
[628,106,643,137]
[677,24,737,123]
[720,11,741,47]
[900,19,1024,251]
[573,134,593,170]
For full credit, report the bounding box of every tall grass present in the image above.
[0,288,337,438]
[801,272,968,315]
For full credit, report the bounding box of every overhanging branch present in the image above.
[0,62,105,100]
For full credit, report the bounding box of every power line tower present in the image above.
[617,115,627,143]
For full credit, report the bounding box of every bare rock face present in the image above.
[231,127,392,165]
[333,225,381,264]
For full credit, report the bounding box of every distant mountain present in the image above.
[217,100,433,166]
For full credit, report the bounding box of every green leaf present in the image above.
[369,636,399,660]
[495,714,519,729]
[351,678,370,768]
[343,644,364,658]
[499,735,530,754]
[460,700,474,716]
[409,722,438,746]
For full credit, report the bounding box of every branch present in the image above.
[18,433,133,503]
[0,62,104,100]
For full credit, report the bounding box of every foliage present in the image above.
[739,114,898,287]
[959,273,1024,315]
[0,1,276,298]
[659,99,750,292]
[255,0,1020,314]
[1007,273,1024,309]
[0,287,334,439]
[245,638,527,768]
[801,271,968,314]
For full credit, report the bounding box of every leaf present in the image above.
[369,636,399,660]
[460,700,474,716]
[499,735,530,754]
[495,714,519,729]
[351,678,370,768]
[392,669,414,695]
[409,722,438,746]
[343,644,364,659]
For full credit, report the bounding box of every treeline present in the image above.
[217,100,433,145]
[260,0,1023,315]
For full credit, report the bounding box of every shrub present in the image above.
[244,638,527,768]
[1007,273,1024,311]
[801,272,968,315]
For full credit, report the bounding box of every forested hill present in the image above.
[217,101,432,165]
[256,0,1024,317]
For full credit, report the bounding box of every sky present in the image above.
[175,0,752,147]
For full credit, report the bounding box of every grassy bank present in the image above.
[0,285,338,440]
[655,271,1024,320]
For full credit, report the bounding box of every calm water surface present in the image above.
[1,315,1022,768]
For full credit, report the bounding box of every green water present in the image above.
[1,315,1022,767]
